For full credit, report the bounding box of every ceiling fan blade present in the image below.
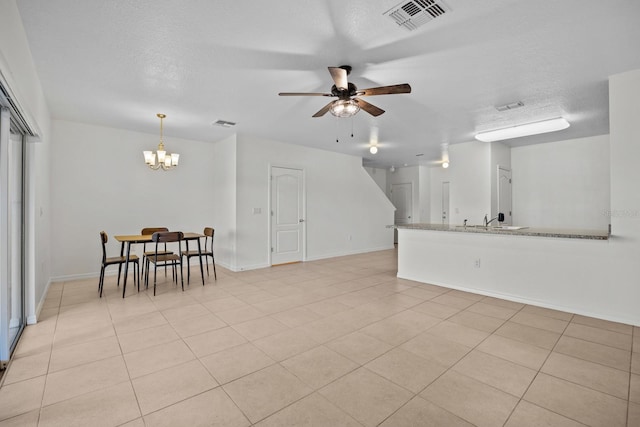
[279,92,333,96]
[312,101,336,118]
[359,83,412,96]
[354,98,385,117]
[328,67,348,90]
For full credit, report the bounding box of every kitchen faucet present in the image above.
[483,213,504,226]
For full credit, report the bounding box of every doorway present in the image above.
[391,183,412,225]
[391,183,412,244]
[498,167,512,225]
[270,166,304,265]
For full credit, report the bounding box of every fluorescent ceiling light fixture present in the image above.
[475,117,570,142]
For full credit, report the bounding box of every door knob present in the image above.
[299,219,305,223]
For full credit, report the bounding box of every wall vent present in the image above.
[384,0,451,31]
[213,119,236,128]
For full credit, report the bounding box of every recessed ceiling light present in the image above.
[475,117,570,142]
[369,146,378,154]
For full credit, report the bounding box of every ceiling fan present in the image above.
[279,66,411,118]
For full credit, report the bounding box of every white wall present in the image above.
[418,165,430,222]
[490,142,511,219]
[0,0,51,322]
[50,120,216,279]
[430,141,492,226]
[512,135,610,230]
[235,135,395,270]
[210,134,237,270]
[364,166,387,195]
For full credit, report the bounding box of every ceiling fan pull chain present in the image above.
[336,116,339,142]
[351,117,354,138]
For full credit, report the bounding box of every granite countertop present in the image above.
[395,223,610,240]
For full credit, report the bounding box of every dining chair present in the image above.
[99,231,140,298]
[145,231,184,296]
[140,227,173,278]
[181,227,217,283]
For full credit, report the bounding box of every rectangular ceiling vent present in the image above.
[384,0,451,31]
[496,101,525,112]
[213,119,236,128]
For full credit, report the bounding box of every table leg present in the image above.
[185,239,191,284]
[117,242,125,286]
[122,242,131,298]
[197,237,205,286]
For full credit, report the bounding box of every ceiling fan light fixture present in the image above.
[330,99,360,118]
[475,117,570,142]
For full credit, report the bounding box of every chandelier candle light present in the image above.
[143,113,180,171]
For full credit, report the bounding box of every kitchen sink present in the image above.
[490,226,528,230]
[455,225,528,230]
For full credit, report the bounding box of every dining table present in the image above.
[114,232,205,297]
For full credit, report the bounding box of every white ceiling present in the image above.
[15,0,640,168]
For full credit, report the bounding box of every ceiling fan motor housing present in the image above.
[331,82,358,99]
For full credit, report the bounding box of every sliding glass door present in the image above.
[0,107,25,363]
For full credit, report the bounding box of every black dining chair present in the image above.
[145,231,184,296]
[181,227,217,282]
[98,231,140,297]
[140,227,173,278]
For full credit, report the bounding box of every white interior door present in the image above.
[271,167,304,265]
[498,167,512,225]
[391,183,412,225]
[442,181,450,225]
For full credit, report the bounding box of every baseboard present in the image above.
[397,272,640,327]
[305,245,395,262]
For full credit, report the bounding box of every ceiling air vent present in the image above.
[384,0,451,31]
[496,101,524,112]
[213,119,236,128]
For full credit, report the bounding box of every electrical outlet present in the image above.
[474,258,481,268]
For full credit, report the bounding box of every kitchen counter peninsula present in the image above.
[397,223,609,240]
[396,222,613,323]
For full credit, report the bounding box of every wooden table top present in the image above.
[114,232,203,243]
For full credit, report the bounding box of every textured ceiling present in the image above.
[15,0,640,168]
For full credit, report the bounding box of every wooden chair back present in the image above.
[152,231,184,244]
[204,227,214,252]
[141,227,169,235]
[100,231,108,262]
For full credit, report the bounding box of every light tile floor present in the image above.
[0,249,638,426]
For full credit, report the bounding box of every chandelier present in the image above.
[143,113,179,171]
[330,99,360,118]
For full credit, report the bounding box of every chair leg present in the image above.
[117,264,122,287]
[205,258,209,276]
[180,260,184,291]
[212,254,217,280]
[99,265,105,297]
[153,262,158,296]
[144,261,149,290]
